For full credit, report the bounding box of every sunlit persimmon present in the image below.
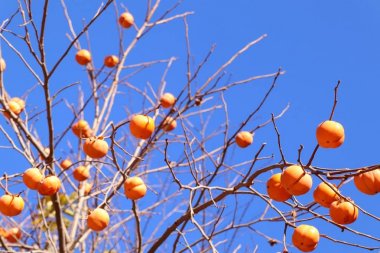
[4,100,22,119]
[23,168,44,190]
[130,114,155,139]
[329,200,358,225]
[0,194,24,217]
[124,176,147,200]
[0,58,6,72]
[292,224,320,252]
[73,166,90,182]
[83,137,109,159]
[281,165,312,196]
[266,173,292,202]
[10,97,25,112]
[104,55,119,68]
[354,169,380,195]
[119,12,134,28]
[79,182,93,195]
[72,119,93,138]
[5,227,21,243]
[235,131,253,148]
[162,116,177,132]
[313,182,339,208]
[316,120,345,148]
[87,208,110,231]
[60,159,73,170]
[75,49,92,65]
[73,166,89,181]
[38,175,61,196]
[160,93,176,108]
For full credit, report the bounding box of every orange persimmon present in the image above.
[235,131,253,148]
[281,165,312,196]
[316,120,345,148]
[292,224,320,252]
[266,173,292,202]
[129,114,155,139]
[124,176,147,200]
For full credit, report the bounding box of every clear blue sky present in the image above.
[1,1,380,252]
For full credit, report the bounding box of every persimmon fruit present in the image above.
[235,131,253,148]
[292,224,320,252]
[160,93,176,108]
[162,116,177,132]
[83,137,109,159]
[75,49,92,65]
[4,100,22,119]
[38,175,61,196]
[73,166,90,182]
[72,120,93,138]
[354,169,380,195]
[281,165,312,196]
[87,208,110,231]
[104,55,119,68]
[5,227,21,243]
[60,159,73,170]
[23,168,44,190]
[266,173,292,202]
[313,182,339,208]
[0,194,24,217]
[129,114,155,139]
[316,120,345,148]
[79,182,93,195]
[124,176,147,200]
[329,200,358,225]
[119,12,134,28]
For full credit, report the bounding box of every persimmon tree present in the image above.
[0,1,379,253]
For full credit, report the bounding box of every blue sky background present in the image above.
[1,1,380,252]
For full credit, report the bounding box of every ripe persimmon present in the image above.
[124,176,147,200]
[87,208,110,231]
[292,224,320,252]
[119,12,134,28]
[0,194,24,217]
[104,55,119,68]
[10,97,25,112]
[313,182,339,208]
[130,114,155,139]
[83,137,109,159]
[235,131,253,148]
[5,227,21,243]
[162,116,177,132]
[38,175,61,196]
[60,159,73,170]
[75,49,92,65]
[316,120,345,148]
[160,93,176,108]
[79,182,93,195]
[3,100,22,119]
[72,120,93,138]
[266,173,292,202]
[281,165,312,196]
[73,166,90,182]
[329,200,358,225]
[354,169,380,195]
[23,168,44,190]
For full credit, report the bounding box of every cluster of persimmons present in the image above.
[235,119,379,252]
[0,9,378,252]
[0,10,178,240]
